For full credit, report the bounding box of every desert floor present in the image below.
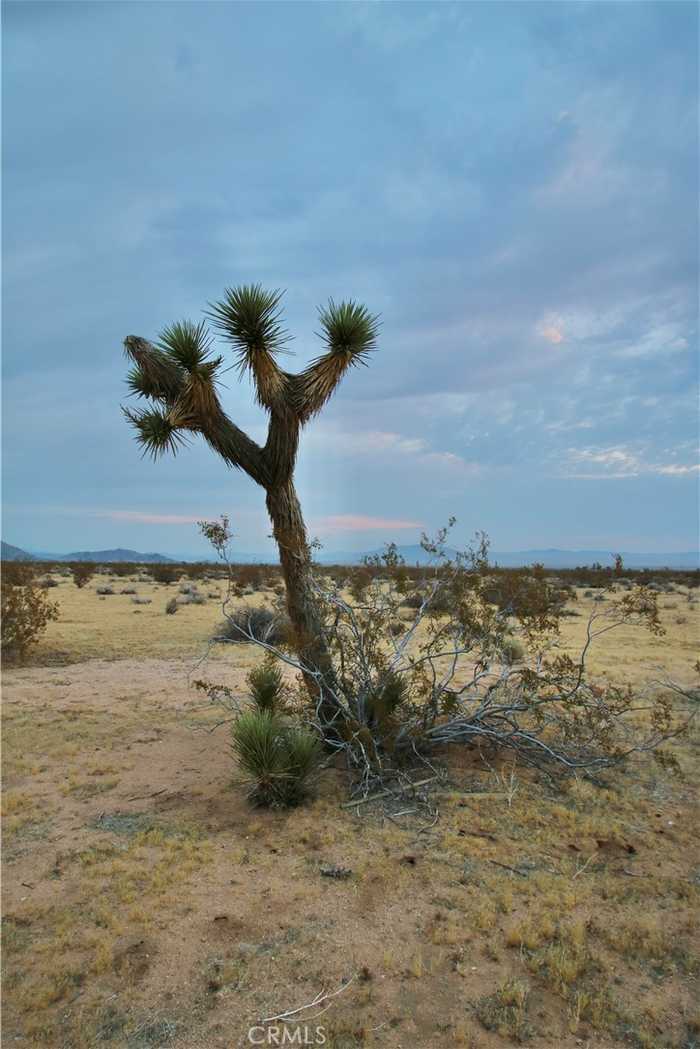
[2,572,699,1049]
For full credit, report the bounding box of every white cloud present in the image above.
[305,425,480,474]
[615,322,690,360]
[565,445,699,479]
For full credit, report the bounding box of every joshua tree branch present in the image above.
[123,335,269,486]
[297,352,360,422]
[296,300,380,422]
[206,285,293,413]
[197,407,270,487]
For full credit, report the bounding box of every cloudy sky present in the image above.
[2,1,698,558]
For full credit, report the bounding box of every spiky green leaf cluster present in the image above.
[121,406,188,460]
[158,319,221,374]
[231,710,322,807]
[123,323,221,407]
[206,285,291,372]
[366,669,408,728]
[247,658,285,714]
[315,299,380,363]
[124,342,184,404]
[122,285,380,471]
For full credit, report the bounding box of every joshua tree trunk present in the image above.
[265,479,341,728]
[122,285,379,735]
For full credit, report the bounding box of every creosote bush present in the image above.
[199,520,696,799]
[109,562,135,578]
[150,564,179,585]
[1,562,59,661]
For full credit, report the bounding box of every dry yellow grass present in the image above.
[2,574,699,1048]
[21,571,255,664]
[19,572,700,687]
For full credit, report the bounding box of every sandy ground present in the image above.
[2,575,699,1048]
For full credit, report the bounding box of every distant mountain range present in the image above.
[1,542,174,564]
[2,540,697,569]
[1,542,35,561]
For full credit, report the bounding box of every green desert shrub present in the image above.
[348,566,374,602]
[401,591,424,610]
[1,563,59,660]
[71,563,95,588]
[150,564,179,585]
[231,711,322,807]
[425,589,450,614]
[110,562,136,578]
[501,637,526,665]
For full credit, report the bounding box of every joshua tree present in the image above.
[122,285,379,729]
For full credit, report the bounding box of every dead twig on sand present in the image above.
[258,976,355,1024]
[487,859,528,878]
[125,788,168,802]
[573,854,596,879]
[340,776,438,808]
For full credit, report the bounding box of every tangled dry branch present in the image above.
[196,521,697,799]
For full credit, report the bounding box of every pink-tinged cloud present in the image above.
[312,514,423,534]
[95,510,205,525]
[536,312,566,345]
[540,325,564,345]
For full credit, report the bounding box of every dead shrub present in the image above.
[214,605,291,646]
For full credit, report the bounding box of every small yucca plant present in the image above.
[247,658,285,714]
[280,727,324,806]
[366,669,407,729]
[231,711,322,807]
